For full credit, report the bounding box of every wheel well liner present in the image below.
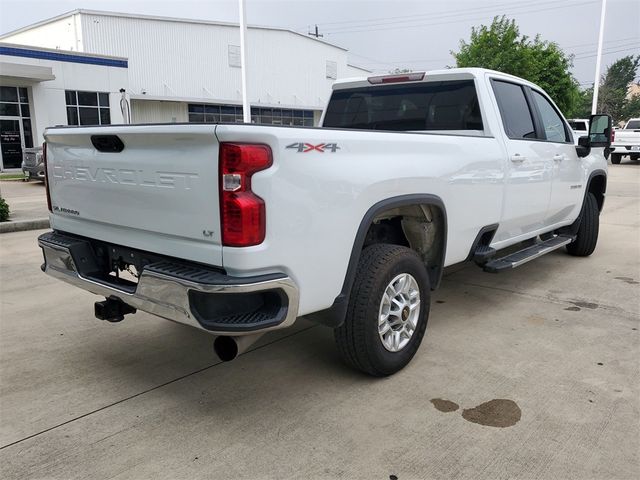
[587,170,606,212]
[306,194,447,328]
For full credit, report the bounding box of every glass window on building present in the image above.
[65,91,111,126]
[188,103,316,126]
[1,86,33,169]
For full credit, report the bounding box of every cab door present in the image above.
[527,89,584,226]
[490,79,553,243]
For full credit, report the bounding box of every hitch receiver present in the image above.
[95,296,137,322]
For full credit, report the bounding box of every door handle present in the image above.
[510,154,526,163]
[553,154,565,162]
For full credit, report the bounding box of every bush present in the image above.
[0,196,9,222]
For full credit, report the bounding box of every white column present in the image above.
[239,0,251,123]
[591,0,607,114]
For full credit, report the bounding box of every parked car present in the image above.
[21,146,45,181]
[610,118,640,164]
[37,68,611,376]
[567,118,589,145]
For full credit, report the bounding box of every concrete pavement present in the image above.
[0,164,638,479]
[0,180,49,232]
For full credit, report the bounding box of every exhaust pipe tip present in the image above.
[213,336,240,362]
[213,333,265,362]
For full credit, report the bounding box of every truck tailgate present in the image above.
[44,124,223,266]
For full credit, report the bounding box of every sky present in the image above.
[0,0,638,87]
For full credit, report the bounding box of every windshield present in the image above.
[626,120,640,129]
[568,121,587,130]
[323,80,483,131]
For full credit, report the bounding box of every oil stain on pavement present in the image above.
[461,399,522,428]
[430,398,459,412]
[570,300,599,309]
[431,398,522,428]
[614,276,639,285]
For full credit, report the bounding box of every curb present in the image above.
[0,218,50,234]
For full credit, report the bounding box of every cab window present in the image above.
[491,80,536,140]
[531,91,569,143]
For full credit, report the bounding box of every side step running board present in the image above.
[483,235,575,273]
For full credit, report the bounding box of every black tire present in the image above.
[611,153,622,164]
[566,192,599,257]
[334,244,430,376]
[631,154,639,161]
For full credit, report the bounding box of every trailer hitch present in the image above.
[95,296,136,322]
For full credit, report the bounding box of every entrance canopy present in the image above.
[0,61,55,83]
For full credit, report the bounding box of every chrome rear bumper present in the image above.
[38,231,299,335]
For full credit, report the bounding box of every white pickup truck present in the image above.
[38,68,612,376]
[610,118,640,164]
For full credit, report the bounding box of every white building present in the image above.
[0,43,128,170]
[0,9,369,170]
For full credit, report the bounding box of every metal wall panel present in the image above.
[130,99,188,124]
[80,13,351,110]
[2,15,82,52]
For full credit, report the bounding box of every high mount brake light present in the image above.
[219,143,272,247]
[367,72,426,84]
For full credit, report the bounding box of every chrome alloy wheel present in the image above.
[378,273,421,352]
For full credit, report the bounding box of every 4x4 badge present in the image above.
[286,142,340,153]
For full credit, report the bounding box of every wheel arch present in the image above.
[307,194,447,328]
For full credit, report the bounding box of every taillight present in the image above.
[43,141,52,212]
[219,143,272,247]
[610,129,615,143]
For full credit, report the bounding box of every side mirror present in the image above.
[576,114,612,158]
[576,136,590,158]
[588,114,612,147]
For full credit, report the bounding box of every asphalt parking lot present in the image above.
[1,163,638,480]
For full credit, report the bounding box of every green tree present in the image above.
[571,56,640,122]
[621,92,640,121]
[597,55,639,121]
[572,87,594,119]
[452,16,580,115]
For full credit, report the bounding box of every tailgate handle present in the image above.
[91,135,125,153]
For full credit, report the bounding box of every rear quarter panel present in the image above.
[216,124,505,316]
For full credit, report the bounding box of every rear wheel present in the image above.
[566,192,599,257]
[631,153,639,161]
[334,244,430,376]
[611,153,622,164]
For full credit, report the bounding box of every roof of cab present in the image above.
[332,67,541,91]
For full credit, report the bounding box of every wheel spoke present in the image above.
[379,322,391,335]
[396,275,407,294]
[392,331,400,350]
[391,297,404,310]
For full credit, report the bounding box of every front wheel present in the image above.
[611,153,622,164]
[566,192,599,257]
[334,244,430,376]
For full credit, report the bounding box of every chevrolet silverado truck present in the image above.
[38,68,612,376]
[610,118,640,164]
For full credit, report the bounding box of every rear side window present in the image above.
[627,120,640,129]
[531,90,569,143]
[491,80,536,140]
[323,80,483,132]
[568,121,587,130]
